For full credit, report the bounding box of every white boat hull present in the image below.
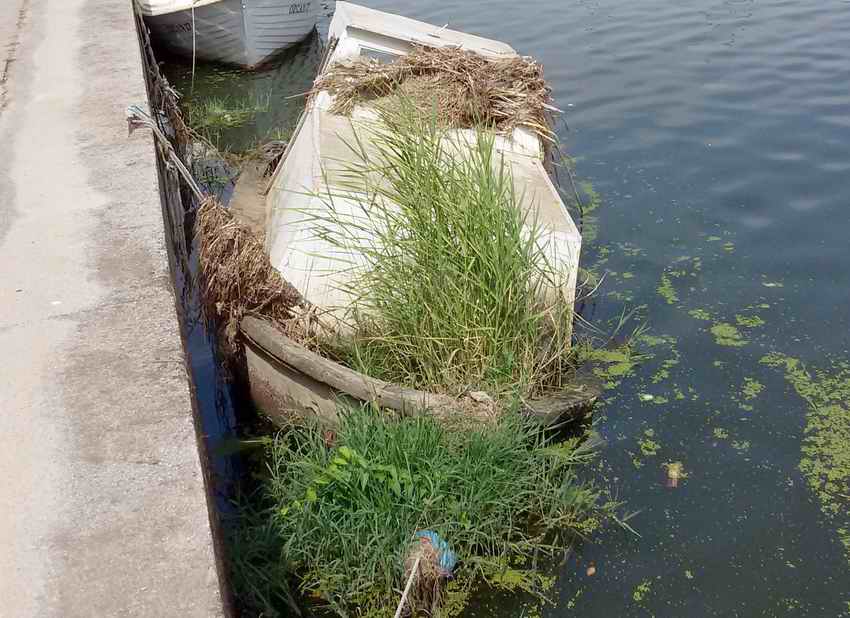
[143,0,319,68]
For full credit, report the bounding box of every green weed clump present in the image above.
[246,406,602,616]
[186,94,270,147]
[310,106,575,397]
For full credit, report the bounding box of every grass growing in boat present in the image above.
[310,105,576,397]
[238,405,604,616]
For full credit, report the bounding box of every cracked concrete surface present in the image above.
[0,0,224,615]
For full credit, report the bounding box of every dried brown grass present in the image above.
[312,44,555,141]
[195,197,302,340]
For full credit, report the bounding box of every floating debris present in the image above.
[663,461,688,488]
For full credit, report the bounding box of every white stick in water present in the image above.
[393,555,421,618]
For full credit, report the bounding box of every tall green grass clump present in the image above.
[186,93,271,149]
[259,405,603,615]
[311,105,575,396]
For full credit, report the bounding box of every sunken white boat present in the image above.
[138,0,319,68]
[265,1,582,320]
[243,2,592,426]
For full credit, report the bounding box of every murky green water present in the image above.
[164,1,850,614]
[163,32,323,152]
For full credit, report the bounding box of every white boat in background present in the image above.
[137,0,319,68]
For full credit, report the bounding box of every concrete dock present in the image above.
[0,0,224,615]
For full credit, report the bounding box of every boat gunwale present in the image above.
[241,316,600,428]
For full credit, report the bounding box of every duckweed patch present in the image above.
[482,558,556,597]
[651,354,680,384]
[440,578,473,617]
[741,377,764,400]
[577,180,602,243]
[564,586,584,609]
[688,308,713,321]
[617,241,644,257]
[736,314,765,328]
[632,579,652,603]
[639,430,661,456]
[710,322,748,347]
[657,273,679,305]
[607,289,635,303]
[760,353,850,566]
[585,345,645,390]
[731,439,751,453]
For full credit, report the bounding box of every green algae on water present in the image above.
[688,308,713,321]
[577,180,601,243]
[760,352,850,567]
[639,429,661,456]
[651,344,680,385]
[657,272,679,305]
[736,314,765,328]
[741,377,764,400]
[711,322,748,347]
[482,559,556,597]
[731,439,751,453]
[586,346,644,389]
[730,377,763,412]
[632,579,652,603]
[564,586,584,610]
[616,241,644,257]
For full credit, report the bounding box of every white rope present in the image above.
[393,555,421,618]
